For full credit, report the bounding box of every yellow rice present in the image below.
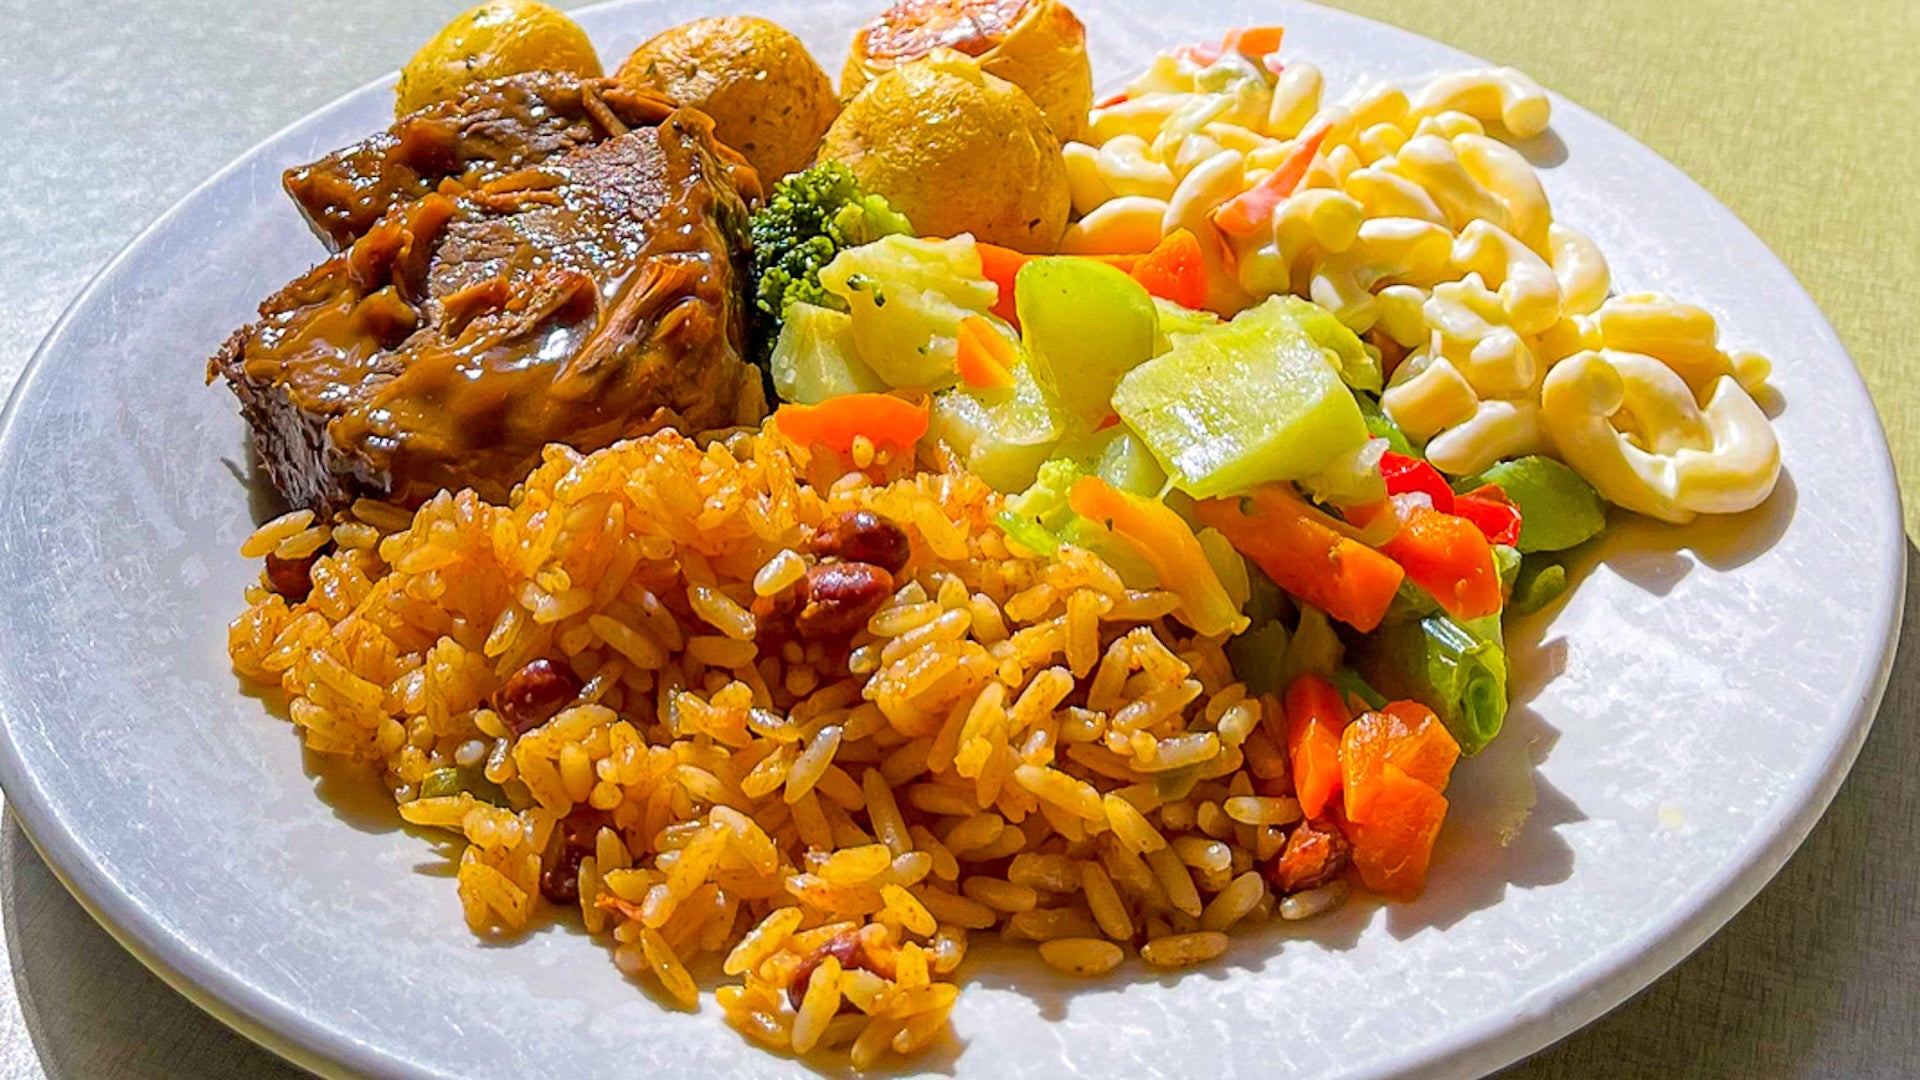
[228,420,1319,1067]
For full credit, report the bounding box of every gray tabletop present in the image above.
[1,2,1915,1077]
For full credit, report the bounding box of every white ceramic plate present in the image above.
[0,1,1901,1077]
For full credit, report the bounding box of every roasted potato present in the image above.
[395,0,602,116]
[844,0,1093,144]
[616,16,839,182]
[819,52,1071,252]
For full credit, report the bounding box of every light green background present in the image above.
[1325,0,1920,534]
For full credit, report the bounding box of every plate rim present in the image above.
[0,1,1904,1077]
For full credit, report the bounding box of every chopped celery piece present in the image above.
[1015,258,1160,428]
[770,303,888,404]
[1357,392,1418,456]
[1512,555,1570,614]
[818,234,997,388]
[1226,619,1291,697]
[1196,527,1251,611]
[1113,296,1370,498]
[1275,603,1343,690]
[1333,666,1388,711]
[927,351,1067,492]
[1096,429,1168,496]
[1000,458,1158,586]
[1055,425,1170,497]
[1357,611,1509,754]
[1152,297,1221,354]
[1458,456,1607,553]
[996,509,1060,556]
[1058,516,1159,588]
[1494,544,1523,591]
[1267,295,1382,393]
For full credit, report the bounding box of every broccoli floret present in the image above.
[748,162,912,367]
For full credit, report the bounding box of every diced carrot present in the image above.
[1378,504,1502,621]
[1129,228,1209,311]
[1283,673,1349,819]
[1343,763,1449,898]
[1067,476,1248,638]
[1211,126,1329,236]
[1340,703,1460,823]
[774,393,930,453]
[1223,26,1285,58]
[955,315,1017,389]
[976,243,1029,324]
[1095,90,1131,109]
[1338,711,1390,823]
[974,243,1143,327]
[1379,700,1460,791]
[1193,484,1405,633]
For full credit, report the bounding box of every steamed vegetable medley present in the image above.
[749,186,1586,897]
[741,21,1789,899]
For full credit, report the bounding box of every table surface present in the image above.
[1,1,1916,1077]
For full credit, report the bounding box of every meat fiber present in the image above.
[212,104,762,513]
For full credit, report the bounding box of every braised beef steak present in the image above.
[283,72,758,252]
[212,109,760,513]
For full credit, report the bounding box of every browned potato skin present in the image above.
[395,0,603,116]
[820,53,1070,252]
[616,16,840,183]
[843,0,1093,144]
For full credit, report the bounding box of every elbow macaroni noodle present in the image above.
[1063,46,1781,517]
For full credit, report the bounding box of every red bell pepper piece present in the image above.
[1379,451,1454,514]
[1452,484,1522,547]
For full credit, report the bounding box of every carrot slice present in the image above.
[1211,126,1329,236]
[1378,504,1502,621]
[1193,484,1405,633]
[1067,476,1247,638]
[955,315,1017,389]
[1129,228,1209,311]
[774,393,930,453]
[976,243,1030,324]
[1283,673,1349,819]
[1223,26,1285,58]
[1343,764,1449,898]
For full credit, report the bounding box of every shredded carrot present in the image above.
[1129,229,1209,311]
[1283,673,1349,819]
[954,315,1017,390]
[1067,476,1248,638]
[1193,484,1405,633]
[774,393,930,453]
[1210,125,1329,236]
[1223,26,1285,58]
